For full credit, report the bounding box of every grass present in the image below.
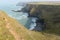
[0,13,15,40]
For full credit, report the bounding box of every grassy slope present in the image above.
[0,11,15,40]
[0,10,60,40]
[0,11,33,40]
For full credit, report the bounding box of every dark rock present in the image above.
[36,19,45,25]
[32,19,45,31]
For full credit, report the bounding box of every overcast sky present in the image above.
[0,0,60,5]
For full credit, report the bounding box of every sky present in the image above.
[0,0,60,5]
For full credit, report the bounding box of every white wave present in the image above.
[29,23,36,30]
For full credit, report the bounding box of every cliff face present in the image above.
[21,4,60,34]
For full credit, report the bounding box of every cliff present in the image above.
[20,2,60,35]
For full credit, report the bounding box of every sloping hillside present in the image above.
[0,11,33,40]
[0,11,15,40]
[1,10,60,40]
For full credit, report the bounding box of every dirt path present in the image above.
[5,18,24,40]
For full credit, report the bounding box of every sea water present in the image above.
[0,4,37,29]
